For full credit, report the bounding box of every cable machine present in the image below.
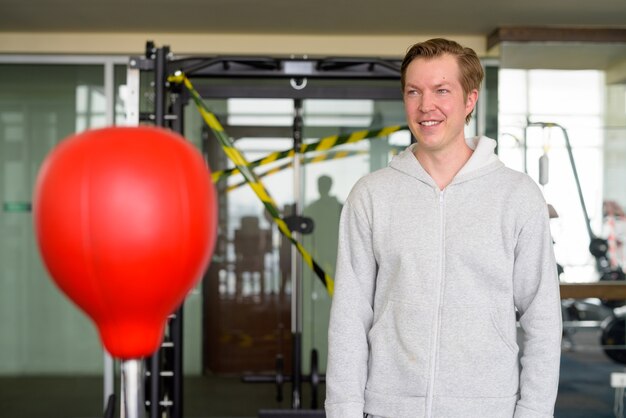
[526,121,622,279]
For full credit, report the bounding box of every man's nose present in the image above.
[419,92,435,112]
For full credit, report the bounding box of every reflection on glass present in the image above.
[75,85,107,132]
[0,64,105,375]
[227,98,294,126]
[304,99,374,127]
[205,97,409,375]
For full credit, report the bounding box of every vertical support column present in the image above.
[121,360,146,418]
[148,44,170,418]
[125,64,140,127]
[104,60,115,127]
[170,307,184,418]
[291,98,304,409]
[171,88,186,418]
[154,46,169,127]
[103,59,116,410]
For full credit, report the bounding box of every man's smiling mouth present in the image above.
[420,120,441,126]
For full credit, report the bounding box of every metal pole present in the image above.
[103,58,116,410]
[558,123,595,240]
[104,353,115,410]
[148,45,169,418]
[121,359,145,418]
[171,306,184,418]
[104,60,115,127]
[527,122,595,240]
[125,65,140,127]
[291,98,304,409]
[170,66,186,418]
[154,46,169,127]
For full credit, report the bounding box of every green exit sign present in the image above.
[3,202,32,213]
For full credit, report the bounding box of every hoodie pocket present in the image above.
[366,299,430,397]
[437,306,519,398]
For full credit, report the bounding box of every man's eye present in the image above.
[406,90,419,96]
[437,89,449,94]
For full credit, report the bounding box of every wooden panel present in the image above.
[488,27,626,50]
[203,219,293,375]
[560,282,626,300]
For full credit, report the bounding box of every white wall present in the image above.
[0,32,490,57]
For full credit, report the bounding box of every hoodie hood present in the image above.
[389,136,504,188]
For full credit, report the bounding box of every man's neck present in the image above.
[414,140,473,190]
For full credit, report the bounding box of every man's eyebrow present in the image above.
[404,81,453,90]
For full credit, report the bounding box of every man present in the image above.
[325,38,562,418]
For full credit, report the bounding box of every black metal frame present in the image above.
[133,41,405,418]
[138,42,187,418]
[130,49,405,101]
[132,53,402,79]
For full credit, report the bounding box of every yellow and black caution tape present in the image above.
[170,73,336,295]
[225,149,368,193]
[212,124,407,182]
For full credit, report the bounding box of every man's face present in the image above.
[403,54,477,153]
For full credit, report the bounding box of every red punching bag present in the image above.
[33,126,217,359]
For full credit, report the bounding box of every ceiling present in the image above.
[0,0,625,35]
[1,0,625,77]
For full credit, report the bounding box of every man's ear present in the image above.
[465,89,478,115]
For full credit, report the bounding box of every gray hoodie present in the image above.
[325,136,562,418]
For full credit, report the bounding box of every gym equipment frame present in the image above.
[126,41,407,418]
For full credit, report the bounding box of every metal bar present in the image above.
[290,99,304,409]
[125,66,140,126]
[149,353,160,418]
[104,353,115,411]
[562,320,603,328]
[103,58,117,410]
[104,60,115,127]
[170,57,402,80]
[175,56,280,77]
[121,359,145,418]
[559,124,595,240]
[0,55,128,64]
[185,69,401,79]
[171,306,184,418]
[148,46,169,418]
[527,122,595,240]
[188,84,402,100]
[154,47,169,127]
[170,78,186,418]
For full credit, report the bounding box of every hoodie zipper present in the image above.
[426,189,446,417]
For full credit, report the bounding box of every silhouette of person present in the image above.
[302,175,343,374]
[304,175,343,276]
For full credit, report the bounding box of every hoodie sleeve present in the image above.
[325,192,377,418]
[513,204,562,418]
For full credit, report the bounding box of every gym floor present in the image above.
[0,329,621,418]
